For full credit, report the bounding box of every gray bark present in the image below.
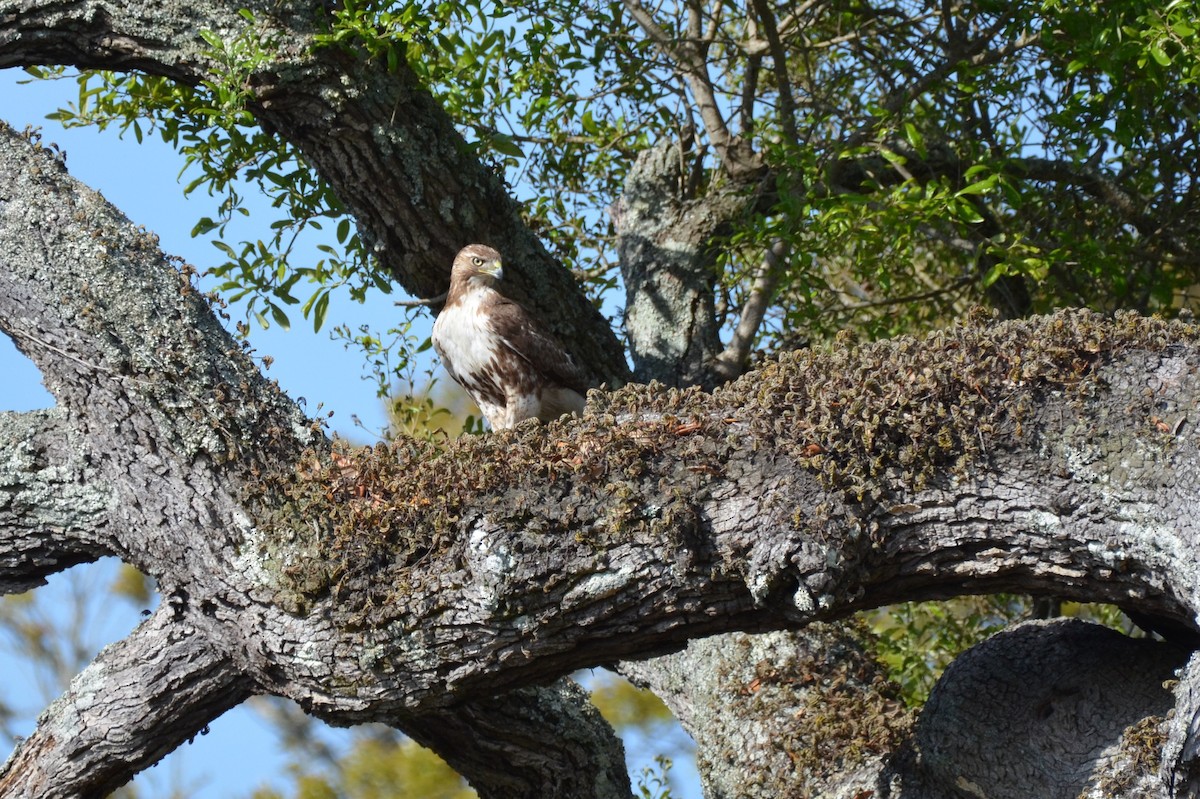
[0,119,632,799]
[893,619,1184,799]
[0,409,114,592]
[0,602,253,798]
[615,139,756,389]
[621,625,911,798]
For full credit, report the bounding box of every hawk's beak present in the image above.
[485,258,504,280]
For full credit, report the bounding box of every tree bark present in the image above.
[893,618,1184,799]
[614,138,759,389]
[0,603,253,799]
[621,625,911,798]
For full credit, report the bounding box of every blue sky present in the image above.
[0,68,698,797]
[0,69,407,437]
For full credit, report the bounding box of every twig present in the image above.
[394,292,446,309]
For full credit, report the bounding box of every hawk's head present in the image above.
[451,244,504,288]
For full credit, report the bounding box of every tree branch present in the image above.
[0,602,253,798]
[1010,156,1194,261]
[0,0,629,385]
[0,121,315,585]
[620,0,765,179]
[401,681,633,799]
[0,111,632,797]
[711,239,787,382]
[0,408,116,593]
[905,619,1184,797]
[747,0,800,145]
[242,309,1200,722]
[621,626,910,797]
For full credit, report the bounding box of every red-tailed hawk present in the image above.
[431,244,590,429]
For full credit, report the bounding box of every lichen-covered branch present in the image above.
[247,308,1200,721]
[0,408,115,593]
[0,121,313,586]
[621,626,911,798]
[615,139,761,388]
[0,602,253,799]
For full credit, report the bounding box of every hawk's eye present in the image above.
[471,257,485,267]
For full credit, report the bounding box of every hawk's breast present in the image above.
[432,286,509,412]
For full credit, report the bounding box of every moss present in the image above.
[1087,714,1166,797]
[244,308,1200,623]
[735,620,912,784]
[731,308,1200,506]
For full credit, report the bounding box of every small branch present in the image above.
[748,0,800,145]
[833,275,973,313]
[394,292,447,308]
[622,0,736,158]
[711,240,787,382]
[843,27,1039,151]
[0,602,252,798]
[1009,156,1190,256]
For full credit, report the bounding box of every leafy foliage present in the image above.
[29,0,1200,370]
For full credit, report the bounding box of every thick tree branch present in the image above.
[238,309,1200,723]
[0,408,115,593]
[0,117,631,796]
[622,626,910,797]
[900,619,1184,798]
[6,105,1200,793]
[401,680,633,799]
[0,0,628,384]
[615,139,759,388]
[0,602,253,798]
[0,121,313,587]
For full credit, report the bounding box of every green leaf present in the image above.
[269,302,291,330]
[955,175,997,196]
[312,292,330,332]
[490,134,524,158]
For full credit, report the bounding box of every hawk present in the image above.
[431,244,591,429]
